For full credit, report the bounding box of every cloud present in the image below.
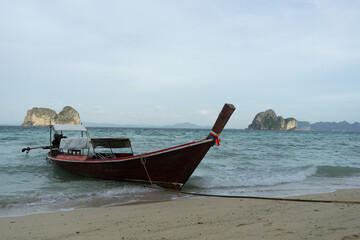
[197,109,213,116]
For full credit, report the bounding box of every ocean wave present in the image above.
[0,183,158,215]
[189,164,360,190]
[188,165,318,189]
[315,165,360,178]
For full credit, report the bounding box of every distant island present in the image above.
[22,106,80,126]
[19,106,359,132]
[298,121,360,132]
[247,109,297,130]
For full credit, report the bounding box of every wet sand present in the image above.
[1,189,360,240]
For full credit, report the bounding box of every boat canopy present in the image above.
[53,124,88,132]
[91,138,131,149]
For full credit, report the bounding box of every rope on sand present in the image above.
[143,184,360,205]
[178,191,360,205]
[144,184,360,204]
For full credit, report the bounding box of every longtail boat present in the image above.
[34,104,235,190]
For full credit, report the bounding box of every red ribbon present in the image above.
[208,131,221,146]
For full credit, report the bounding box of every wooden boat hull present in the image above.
[47,139,214,190]
[44,103,236,190]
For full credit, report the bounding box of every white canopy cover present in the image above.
[59,137,90,150]
[53,124,87,132]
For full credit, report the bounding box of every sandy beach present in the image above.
[1,189,360,240]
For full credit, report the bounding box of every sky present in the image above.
[0,0,359,129]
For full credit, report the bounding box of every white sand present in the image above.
[1,189,360,240]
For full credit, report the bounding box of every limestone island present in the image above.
[22,106,80,126]
[247,109,297,130]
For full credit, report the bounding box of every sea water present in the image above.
[0,126,359,217]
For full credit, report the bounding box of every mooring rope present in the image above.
[178,191,360,205]
[140,154,154,187]
[142,184,360,205]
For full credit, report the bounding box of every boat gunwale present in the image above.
[47,139,214,164]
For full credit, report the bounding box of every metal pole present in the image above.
[49,121,52,151]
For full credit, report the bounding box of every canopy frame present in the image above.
[49,124,90,155]
[90,138,133,159]
[53,124,88,132]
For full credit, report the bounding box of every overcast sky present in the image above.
[1,0,359,129]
